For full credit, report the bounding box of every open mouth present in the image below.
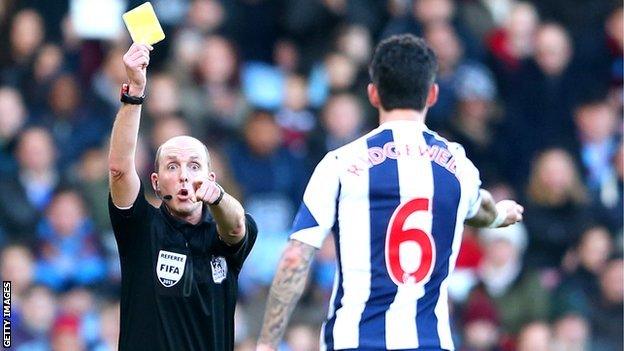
[180,189,189,196]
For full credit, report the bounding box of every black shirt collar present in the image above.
[159,202,213,230]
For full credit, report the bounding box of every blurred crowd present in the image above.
[0,0,622,350]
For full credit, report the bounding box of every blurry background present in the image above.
[0,0,622,350]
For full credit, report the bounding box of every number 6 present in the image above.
[385,198,435,286]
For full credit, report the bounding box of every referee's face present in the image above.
[152,136,213,217]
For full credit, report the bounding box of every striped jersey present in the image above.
[290,120,482,350]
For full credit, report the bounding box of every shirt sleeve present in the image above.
[215,213,258,273]
[455,146,482,219]
[289,152,341,249]
[446,142,482,219]
[108,183,153,257]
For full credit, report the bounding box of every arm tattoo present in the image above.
[258,239,316,348]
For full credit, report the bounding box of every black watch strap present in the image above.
[120,83,145,105]
[209,183,225,206]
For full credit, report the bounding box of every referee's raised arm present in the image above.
[108,43,152,208]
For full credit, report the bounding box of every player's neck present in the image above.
[378,108,426,125]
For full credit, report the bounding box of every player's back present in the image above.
[291,120,481,350]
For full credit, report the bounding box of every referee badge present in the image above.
[156,250,187,287]
[210,256,228,284]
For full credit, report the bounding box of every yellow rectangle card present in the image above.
[122,2,165,45]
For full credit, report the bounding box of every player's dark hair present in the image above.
[369,34,438,111]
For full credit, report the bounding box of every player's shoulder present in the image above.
[422,127,468,159]
[329,128,383,160]
[423,128,481,181]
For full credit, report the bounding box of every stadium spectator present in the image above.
[523,148,595,270]
[594,141,623,236]
[573,98,620,191]
[50,314,85,351]
[284,323,319,351]
[150,115,191,153]
[275,74,316,153]
[143,72,182,123]
[0,9,45,90]
[552,225,612,318]
[423,22,468,129]
[192,35,248,133]
[531,0,618,80]
[13,284,56,350]
[19,43,66,115]
[229,110,305,294]
[307,92,365,169]
[35,73,111,171]
[382,0,482,59]
[58,287,101,346]
[332,25,375,101]
[551,314,591,351]
[506,24,579,187]
[227,109,305,213]
[272,39,300,75]
[458,0,515,43]
[0,86,26,175]
[604,6,623,109]
[336,25,373,70]
[320,52,360,94]
[516,322,552,351]
[34,188,107,291]
[0,127,59,245]
[442,64,507,186]
[460,288,502,351]
[280,0,345,69]
[77,147,112,234]
[90,45,128,116]
[485,2,539,98]
[92,301,120,351]
[75,146,121,283]
[591,256,624,351]
[0,244,35,307]
[470,223,550,337]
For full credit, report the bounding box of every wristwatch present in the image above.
[209,183,225,206]
[120,83,145,105]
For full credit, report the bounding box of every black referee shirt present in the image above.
[108,184,257,351]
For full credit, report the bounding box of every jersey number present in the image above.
[385,198,435,286]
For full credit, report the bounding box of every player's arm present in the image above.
[465,189,524,228]
[108,43,152,207]
[195,180,246,245]
[257,239,316,351]
[257,153,340,351]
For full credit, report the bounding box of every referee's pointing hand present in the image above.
[193,179,222,205]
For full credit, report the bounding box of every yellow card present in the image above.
[122,2,165,45]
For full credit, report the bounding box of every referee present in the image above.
[108,43,257,351]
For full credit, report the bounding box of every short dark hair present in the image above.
[369,34,438,111]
